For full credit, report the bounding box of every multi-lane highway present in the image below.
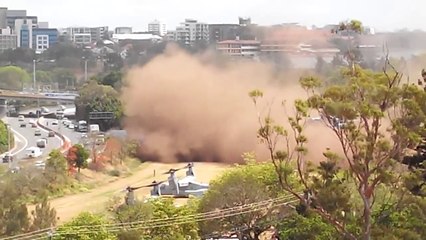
[1,105,83,170]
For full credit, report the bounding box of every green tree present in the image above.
[98,71,122,90]
[45,149,69,192]
[54,212,116,240]
[278,214,339,240]
[0,48,35,64]
[0,120,14,154]
[75,80,123,130]
[51,68,77,90]
[198,157,290,239]
[34,70,52,84]
[250,61,426,239]
[66,144,89,173]
[0,66,30,91]
[30,196,57,231]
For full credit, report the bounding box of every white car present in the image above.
[68,123,75,129]
[18,115,25,121]
[51,120,59,125]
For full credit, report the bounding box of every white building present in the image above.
[112,33,162,43]
[66,27,92,46]
[148,19,166,36]
[0,27,17,50]
[174,19,209,46]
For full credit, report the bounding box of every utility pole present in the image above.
[33,59,36,92]
[83,57,88,82]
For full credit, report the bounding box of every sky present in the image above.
[2,0,425,32]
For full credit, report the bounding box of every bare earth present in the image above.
[49,162,230,223]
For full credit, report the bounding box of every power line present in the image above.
[5,194,300,240]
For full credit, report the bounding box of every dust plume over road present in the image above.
[122,44,339,164]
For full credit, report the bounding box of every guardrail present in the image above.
[36,117,71,153]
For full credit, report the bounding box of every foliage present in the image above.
[111,199,199,240]
[0,120,14,154]
[45,149,69,192]
[75,80,123,130]
[51,68,77,90]
[66,144,90,173]
[251,60,426,240]
[30,196,57,231]
[0,66,30,91]
[97,71,122,90]
[34,70,52,84]
[105,53,124,71]
[278,214,339,240]
[54,212,116,240]
[0,48,35,64]
[198,158,289,239]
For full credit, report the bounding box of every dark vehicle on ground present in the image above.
[34,129,41,136]
[48,131,55,137]
[2,154,13,163]
[20,122,26,128]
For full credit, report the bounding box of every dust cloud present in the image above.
[122,44,341,164]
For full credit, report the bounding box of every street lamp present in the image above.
[33,59,36,92]
[82,57,88,82]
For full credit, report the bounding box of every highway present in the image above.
[1,104,83,170]
[3,116,62,164]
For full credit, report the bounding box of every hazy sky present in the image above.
[2,0,424,32]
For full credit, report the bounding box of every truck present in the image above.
[26,147,42,158]
[76,120,88,132]
[89,124,100,134]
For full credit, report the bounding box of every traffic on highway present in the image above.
[0,104,97,172]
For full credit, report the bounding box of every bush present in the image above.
[108,169,121,177]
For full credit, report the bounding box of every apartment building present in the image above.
[66,27,92,46]
[174,19,209,46]
[90,26,109,42]
[216,39,261,58]
[0,27,17,50]
[148,20,166,36]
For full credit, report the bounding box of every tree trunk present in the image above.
[361,192,372,240]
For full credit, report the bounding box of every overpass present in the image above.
[0,90,76,103]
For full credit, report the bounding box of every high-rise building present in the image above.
[148,19,166,36]
[32,28,58,53]
[208,24,240,43]
[0,8,7,28]
[174,19,209,46]
[15,18,37,48]
[65,27,92,46]
[90,26,109,42]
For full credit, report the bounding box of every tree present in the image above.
[0,48,35,64]
[51,68,77,90]
[45,150,69,192]
[198,156,290,239]
[105,53,124,71]
[250,60,426,239]
[66,144,89,173]
[75,80,123,130]
[54,212,116,240]
[98,71,122,90]
[30,196,57,231]
[0,120,14,154]
[0,66,30,91]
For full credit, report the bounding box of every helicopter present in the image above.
[124,162,210,205]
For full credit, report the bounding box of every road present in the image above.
[4,116,62,161]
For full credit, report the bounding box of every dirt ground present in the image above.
[49,162,230,223]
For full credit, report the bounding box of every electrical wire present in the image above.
[4,194,300,240]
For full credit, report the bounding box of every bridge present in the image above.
[0,90,76,103]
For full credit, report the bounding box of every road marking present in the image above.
[10,127,29,156]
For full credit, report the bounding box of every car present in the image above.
[68,123,75,129]
[18,115,24,121]
[36,138,48,148]
[48,131,55,137]
[20,122,26,128]
[34,129,41,136]
[51,120,59,125]
[2,153,13,163]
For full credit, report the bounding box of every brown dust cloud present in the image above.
[122,44,340,164]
